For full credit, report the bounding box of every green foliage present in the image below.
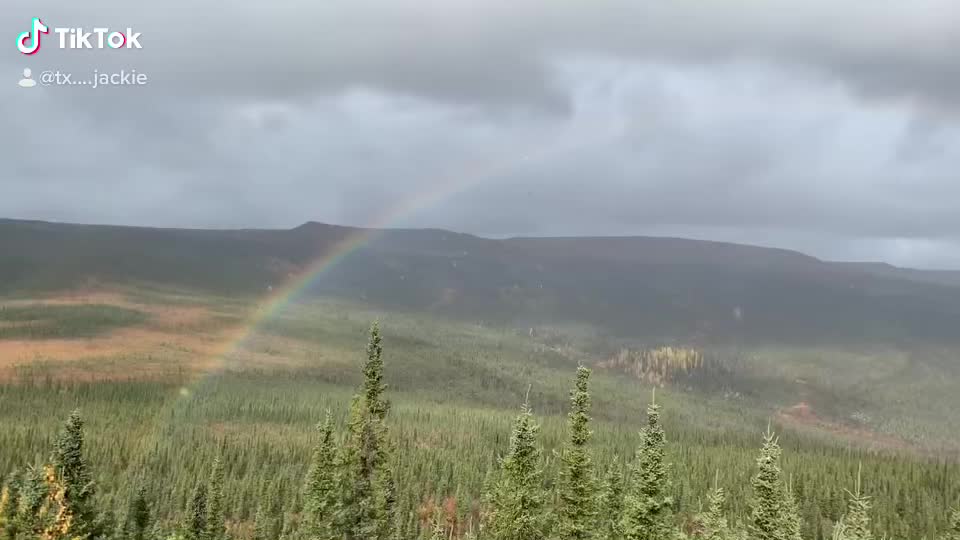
[185,484,207,540]
[597,460,626,540]
[51,410,98,538]
[251,494,278,540]
[364,322,390,421]
[303,412,338,540]
[205,457,226,540]
[749,430,801,540]
[485,399,549,540]
[556,366,597,540]
[692,480,743,540]
[0,307,959,540]
[830,464,873,540]
[941,508,960,540]
[0,304,147,339]
[124,486,151,540]
[334,323,396,540]
[622,395,673,540]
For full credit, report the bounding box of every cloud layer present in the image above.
[3,0,960,267]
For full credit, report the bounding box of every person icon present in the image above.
[19,68,36,88]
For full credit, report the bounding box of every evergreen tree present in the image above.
[364,321,389,421]
[125,486,151,540]
[252,490,277,540]
[205,457,226,540]
[485,398,548,540]
[0,473,17,540]
[556,366,597,540]
[941,508,959,540]
[692,475,739,540]
[597,460,625,540]
[38,464,85,540]
[621,392,673,540]
[303,412,338,540]
[12,467,48,539]
[51,410,98,538]
[749,428,801,540]
[782,478,802,540]
[185,484,207,540]
[831,465,872,540]
[335,323,395,540]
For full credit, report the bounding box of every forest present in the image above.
[1,323,958,540]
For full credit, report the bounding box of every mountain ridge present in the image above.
[4,217,960,345]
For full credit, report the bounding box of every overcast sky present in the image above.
[3,1,960,268]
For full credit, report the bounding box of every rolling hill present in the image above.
[4,217,960,347]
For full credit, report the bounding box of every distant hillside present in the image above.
[834,261,960,288]
[4,217,960,345]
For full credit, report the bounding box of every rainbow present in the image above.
[122,117,625,462]
[196,117,626,373]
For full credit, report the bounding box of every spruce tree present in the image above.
[252,502,269,540]
[621,392,673,540]
[941,508,959,540]
[252,488,277,540]
[335,322,395,540]
[556,366,596,540]
[51,410,98,538]
[0,473,17,540]
[185,484,208,540]
[485,397,548,540]
[303,412,338,540]
[364,321,389,421]
[782,479,802,540]
[12,467,47,539]
[205,457,226,540]
[831,465,872,540]
[692,475,738,540]
[38,464,83,540]
[122,485,150,540]
[597,460,625,540]
[749,428,801,540]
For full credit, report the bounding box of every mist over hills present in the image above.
[3,217,960,346]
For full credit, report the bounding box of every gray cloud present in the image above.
[2,1,960,268]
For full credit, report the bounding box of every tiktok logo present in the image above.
[16,18,143,54]
[17,18,48,55]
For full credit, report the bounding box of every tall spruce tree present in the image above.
[832,465,872,540]
[485,397,548,540]
[335,322,395,540]
[597,460,625,540]
[303,412,338,540]
[364,321,389,421]
[51,410,98,538]
[185,484,207,540]
[556,366,597,540]
[205,457,226,540]
[782,478,802,540]
[621,392,673,540]
[124,486,151,540]
[749,428,801,540]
